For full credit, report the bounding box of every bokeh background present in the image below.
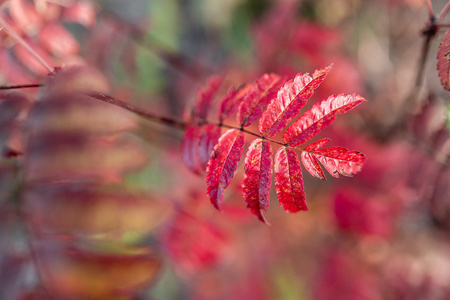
[0,0,449,299]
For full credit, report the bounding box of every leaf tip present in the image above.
[258,211,270,225]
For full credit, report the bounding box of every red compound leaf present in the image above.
[237,73,285,127]
[181,65,367,222]
[206,129,245,209]
[302,138,366,178]
[242,139,272,223]
[259,65,331,137]
[274,147,307,213]
[437,29,450,91]
[284,93,365,146]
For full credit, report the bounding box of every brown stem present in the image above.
[88,92,187,130]
[88,92,288,146]
[220,123,284,146]
[0,83,42,90]
[0,85,286,147]
[416,32,434,86]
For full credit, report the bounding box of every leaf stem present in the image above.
[220,123,284,145]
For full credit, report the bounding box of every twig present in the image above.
[0,83,42,90]
[88,92,187,130]
[88,92,287,146]
[438,0,450,22]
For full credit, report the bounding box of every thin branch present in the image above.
[220,123,284,146]
[416,1,439,87]
[426,0,434,19]
[88,92,286,146]
[0,83,42,90]
[0,15,54,73]
[438,0,450,22]
[0,85,286,147]
[88,92,187,130]
[416,31,435,86]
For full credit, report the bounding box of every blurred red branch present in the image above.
[438,1,450,22]
[0,15,54,73]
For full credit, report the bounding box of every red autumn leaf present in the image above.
[192,76,222,122]
[181,125,202,174]
[206,129,245,209]
[300,152,326,180]
[162,212,230,273]
[437,29,450,91]
[9,0,41,32]
[333,187,395,237]
[259,65,331,137]
[198,124,221,171]
[62,1,96,28]
[242,139,272,223]
[284,93,365,146]
[304,137,331,151]
[218,84,250,122]
[302,138,366,178]
[181,124,221,175]
[39,22,79,57]
[0,48,35,84]
[274,147,307,213]
[237,73,285,127]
